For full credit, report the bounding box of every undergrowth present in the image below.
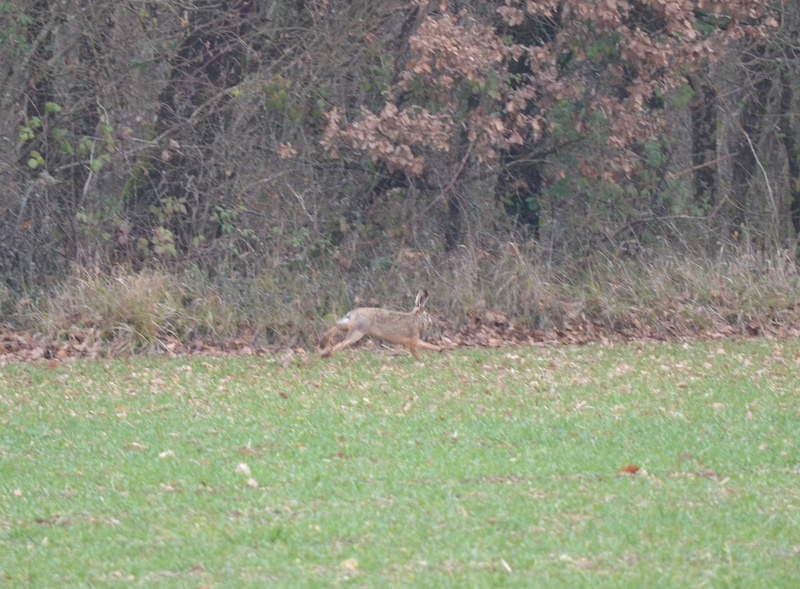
[22,245,800,353]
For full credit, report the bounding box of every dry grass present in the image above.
[27,245,800,353]
[35,267,190,352]
[439,244,800,336]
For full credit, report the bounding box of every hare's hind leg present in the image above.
[328,328,367,357]
[320,325,343,357]
[319,326,338,347]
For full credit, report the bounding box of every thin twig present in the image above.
[423,142,473,213]
[733,117,778,236]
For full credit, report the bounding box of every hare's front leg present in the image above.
[407,340,422,361]
[415,340,442,353]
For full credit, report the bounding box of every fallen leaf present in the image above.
[619,464,640,474]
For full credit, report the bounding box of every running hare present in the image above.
[320,290,441,360]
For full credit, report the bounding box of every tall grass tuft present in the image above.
[35,267,190,352]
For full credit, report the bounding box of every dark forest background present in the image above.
[2,0,800,352]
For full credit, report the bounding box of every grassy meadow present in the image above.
[1,340,799,587]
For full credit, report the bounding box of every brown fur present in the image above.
[320,290,441,360]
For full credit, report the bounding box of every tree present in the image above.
[322,0,775,252]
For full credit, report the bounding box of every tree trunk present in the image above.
[689,70,718,209]
[779,57,800,240]
[729,71,770,238]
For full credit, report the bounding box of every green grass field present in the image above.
[1,340,799,587]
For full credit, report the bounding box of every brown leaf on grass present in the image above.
[190,563,206,575]
[668,471,722,480]
[619,464,640,474]
[160,481,181,493]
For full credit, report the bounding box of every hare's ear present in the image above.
[415,290,429,309]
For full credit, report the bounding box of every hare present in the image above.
[320,290,442,360]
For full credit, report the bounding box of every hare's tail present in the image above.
[337,312,354,326]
